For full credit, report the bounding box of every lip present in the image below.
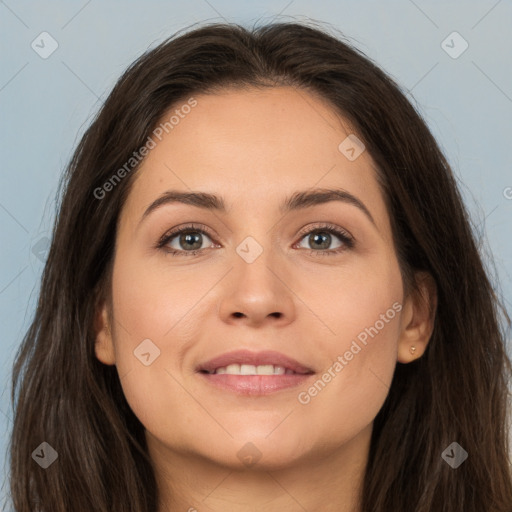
[197,349,315,374]
[199,373,314,395]
[196,349,316,396]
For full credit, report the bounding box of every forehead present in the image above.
[121,86,390,236]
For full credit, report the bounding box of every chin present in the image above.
[197,432,315,471]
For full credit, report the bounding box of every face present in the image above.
[95,86,418,471]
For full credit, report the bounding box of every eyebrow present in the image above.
[140,187,376,227]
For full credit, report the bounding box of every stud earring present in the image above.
[409,346,417,354]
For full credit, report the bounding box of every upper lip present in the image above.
[197,349,315,374]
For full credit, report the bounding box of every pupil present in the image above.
[311,232,330,250]
[181,232,201,250]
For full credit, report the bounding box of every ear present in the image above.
[94,298,116,365]
[397,271,437,363]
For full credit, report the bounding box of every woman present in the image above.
[9,20,512,512]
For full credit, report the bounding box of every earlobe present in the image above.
[94,301,116,365]
[397,271,437,363]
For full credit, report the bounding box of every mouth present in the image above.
[201,363,306,375]
[196,349,315,395]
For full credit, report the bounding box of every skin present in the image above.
[94,86,436,512]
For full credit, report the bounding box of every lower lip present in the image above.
[198,372,315,395]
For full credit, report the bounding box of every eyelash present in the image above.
[156,222,355,257]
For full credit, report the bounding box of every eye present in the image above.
[156,223,217,256]
[156,222,354,257]
[294,223,354,256]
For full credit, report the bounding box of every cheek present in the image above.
[107,256,214,431]
[298,260,402,432]
[110,254,202,346]
[296,313,399,446]
[311,255,403,358]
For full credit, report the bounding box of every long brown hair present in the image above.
[8,20,512,511]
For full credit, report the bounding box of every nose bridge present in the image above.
[227,197,280,264]
[233,231,281,296]
[217,227,295,325]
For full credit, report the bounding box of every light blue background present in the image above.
[1,1,511,507]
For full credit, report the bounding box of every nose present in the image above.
[217,247,296,328]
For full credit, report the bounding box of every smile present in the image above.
[202,364,305,375]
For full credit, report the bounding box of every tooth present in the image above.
[240,364,256,375]
[211,364,295,375]
[256,365,275,375]
[226,364,240,375]
[225,364,241,375]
